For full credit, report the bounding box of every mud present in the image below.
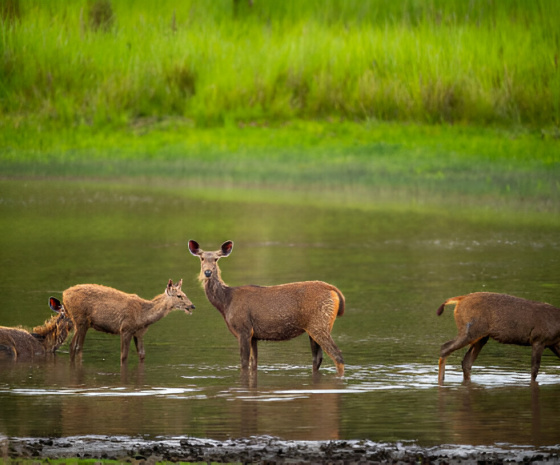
[3,435,560,464]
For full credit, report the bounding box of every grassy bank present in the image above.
[1,120,559,215]
[1,0,559,128]
[1,1,558,215]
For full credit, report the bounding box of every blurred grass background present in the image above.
[0,0,558,214]
[1,0,559,128]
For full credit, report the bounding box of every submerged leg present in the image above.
[120,333,133,365]
[461,336,489,382]
[438,334,471,385]
[134,335,146,362]
[309,336,323,372]
[307,331,344,376]
[438,356,447,385]
[238,334,252,372]
[531,342,545,382]
[70,326,88,362]
[249,337,258,372]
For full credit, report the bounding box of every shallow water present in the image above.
[0,180,559,448]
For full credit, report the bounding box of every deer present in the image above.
[0,298,73,361]
[58,279,195,364]
[437,292,560,385]
[188,240,345,376]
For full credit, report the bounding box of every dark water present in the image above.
[0,180,559,447]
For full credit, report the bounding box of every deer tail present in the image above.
[334,288,345,317]
[436,296,466,316]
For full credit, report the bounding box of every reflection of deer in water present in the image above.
[188,240,345,376]
[0,298,73,360]
[437,292,560,384]
[60,279,195,364]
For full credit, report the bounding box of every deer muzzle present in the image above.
[204,270,212,278]
[184,304,195,315]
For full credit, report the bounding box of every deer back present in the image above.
[0,327,47,360]
[453,292,560,345]
[227,281,343,340]
[63,284,147,333]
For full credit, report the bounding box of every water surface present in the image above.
[0,180,559,447]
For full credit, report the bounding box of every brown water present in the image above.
[0,179,559,447]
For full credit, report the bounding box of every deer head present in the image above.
[188,240,233,281]
[164,279,195,314]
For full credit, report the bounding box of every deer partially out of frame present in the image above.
[437,292,560,384]
[60,279,195,364]
[0,299,73,361]
[188,240,345,376]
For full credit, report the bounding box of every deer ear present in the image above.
[188,240,202,256]
[177,279,183,288]
[166,279,173,296]
[220,241,234,257]
[49,297,62,313]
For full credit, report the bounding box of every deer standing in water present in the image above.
[0,299,73,361]
[437,292,560,384]
[188,240,345,376]
[60,279,195,364]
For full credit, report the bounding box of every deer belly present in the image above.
[490,326,532,345]
[253,323,305,341]
[91,322,120,335]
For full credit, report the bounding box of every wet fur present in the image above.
[437,292,560,384]
[189,240,345,376]
[0,311,73,361]
[61,280,194,364]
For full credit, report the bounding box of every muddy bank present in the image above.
[3,435,560,464]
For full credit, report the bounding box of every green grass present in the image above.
[1,0,559,128]
[1,119,558,216]
[1,1,558,216]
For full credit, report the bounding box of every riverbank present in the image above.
[1,120,559,217]
[4,435,560,464]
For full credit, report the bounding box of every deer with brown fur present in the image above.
[0,299,73,361]
[60,279,195,364]
[188,240,345,376]
[437,292,560,384]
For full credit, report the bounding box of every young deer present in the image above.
[0,299,73,361]
[437,292,560,384]
[60,279,195,364]
[188,240,345,376]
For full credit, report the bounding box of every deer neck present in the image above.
[32,316,66,352]
[204,271,231,316]
[141,294,174,326]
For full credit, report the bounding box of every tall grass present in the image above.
[1,0,559,128]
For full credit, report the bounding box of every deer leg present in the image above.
[438,334,471,385]
[249,337,258,372]
[70,326,88,362]
[461,336,489,382]
[309,336,323,372]
[550,344,560,360]
[531,342,545,382]
[307,331,344,376]
[134,335,146,362]
[238,334,252,372]
[120,333,133,365]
